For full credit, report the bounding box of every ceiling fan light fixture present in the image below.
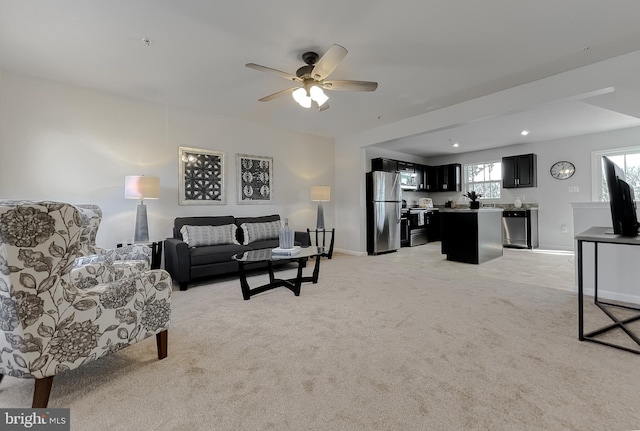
[247,44,377,111]
[292,87,312,108]
[310,85,329,107]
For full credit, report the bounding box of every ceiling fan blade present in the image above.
[311,44,348,80]
[258,87,297,102]
[323,80,378,92]
[246,63,301,82]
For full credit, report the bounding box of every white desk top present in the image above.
[575,226,640,245]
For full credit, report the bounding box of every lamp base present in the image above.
[134,202,149,243]
[316,202,325,230]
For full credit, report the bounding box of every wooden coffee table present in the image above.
[232,246,325,300]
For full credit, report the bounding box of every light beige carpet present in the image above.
[1,243,639,430]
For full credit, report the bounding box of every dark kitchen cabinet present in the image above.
[436,163,462,192]
[440,209,503,264]
[371,157,398,172]
[425,210,441,241]
[371,157,416,174]
[502,154,537,188]
[397,161,415,172]
[371,158,460,192]
[419,165,437,191]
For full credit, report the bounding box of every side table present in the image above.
[116,241,163,270]
[307,228,335,259]
[575,226,640,354]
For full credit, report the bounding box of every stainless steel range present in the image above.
[401,208,440,247]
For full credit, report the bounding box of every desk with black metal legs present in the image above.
[233,247,324,300]
[576,226,640,354]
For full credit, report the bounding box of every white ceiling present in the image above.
[2,1,640,157]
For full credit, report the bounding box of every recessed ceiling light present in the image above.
[521,130,529,136]
[452,142,459,148]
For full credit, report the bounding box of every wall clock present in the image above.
[550,161,575,180]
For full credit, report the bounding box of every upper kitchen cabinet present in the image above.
[397,161,415,172]
[370,158,460,192]
[436,163,462,192]
[371,157,420,174]
[371,157,398,172]
[418,165,436,191]
[502,154,537,188]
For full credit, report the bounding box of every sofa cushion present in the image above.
[173,216,236,240]
[189,244,251,266]
[235,214,281,244]
[239,220,281,245]
[180,224,239,247]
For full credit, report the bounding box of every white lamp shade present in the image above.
[310,186,330,202]
[125,176,160,200]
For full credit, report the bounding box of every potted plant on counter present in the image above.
[465,191,482,209]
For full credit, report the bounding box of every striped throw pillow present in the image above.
[180,224,239,247]
[240,221,281,245]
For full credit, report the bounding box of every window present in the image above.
[464,161,501,199]
[593,147,640,201]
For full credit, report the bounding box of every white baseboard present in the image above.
[576,286,640,305]
[333,248,367,257]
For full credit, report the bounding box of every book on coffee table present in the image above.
[271,245,302,255]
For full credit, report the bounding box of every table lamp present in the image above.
[310,186,330,230]
[125,175,160,242]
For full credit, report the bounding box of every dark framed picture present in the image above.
[178,147,226,205]
[237,154,273,204]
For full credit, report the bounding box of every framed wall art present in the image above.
[237,154,273,204]
[178,147,226,205]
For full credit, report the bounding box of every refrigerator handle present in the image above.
[397,205,401,223]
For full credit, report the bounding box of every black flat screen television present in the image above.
[602,156,639,237]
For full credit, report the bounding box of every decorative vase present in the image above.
[514,197,522,208]
[470,201,480,209]
[279,218,295,249]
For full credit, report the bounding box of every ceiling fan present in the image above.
[246,44,378,111]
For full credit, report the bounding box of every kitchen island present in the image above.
[440,208,503,264]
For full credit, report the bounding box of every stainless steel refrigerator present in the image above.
[366,171,402,255]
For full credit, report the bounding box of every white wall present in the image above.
[0,70,334,247]
[571,202,640,304]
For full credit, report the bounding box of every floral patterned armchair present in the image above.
[0,201,171,407]
[74,204,152,268]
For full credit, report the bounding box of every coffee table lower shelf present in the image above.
[233,247,324,300]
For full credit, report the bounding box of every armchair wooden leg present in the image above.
[32,376,54,408]
[156,330,168,360]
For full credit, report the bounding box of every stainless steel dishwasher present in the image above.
[502,209,539,249]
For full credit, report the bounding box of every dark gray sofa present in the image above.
[164,214,309,291]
